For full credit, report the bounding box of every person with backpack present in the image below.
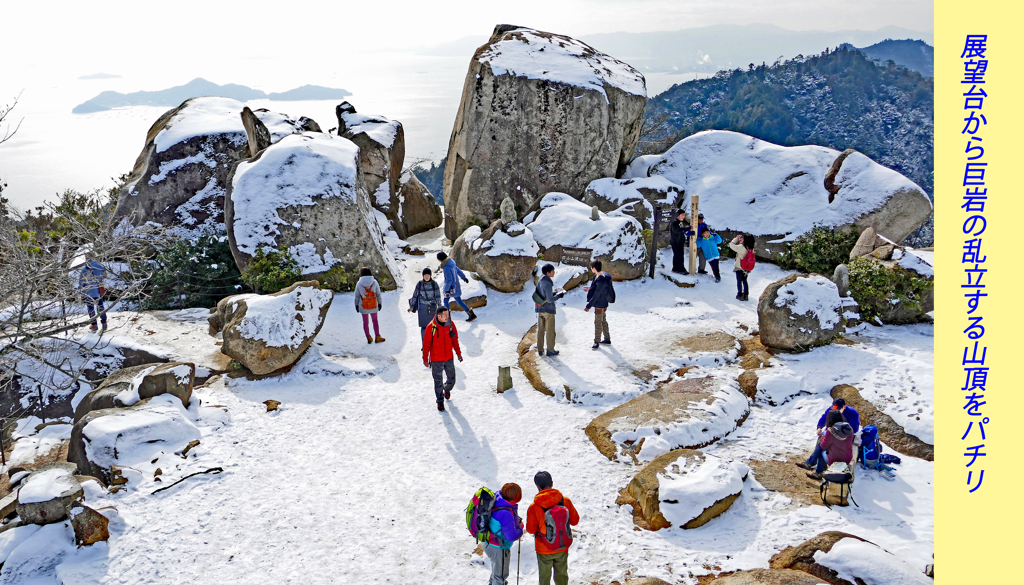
[534,264,565,357]
[78,251,107,331]
[728,234,756,301]
[422,306,462,412]
[797,398,861,475]
[804,409,855,480]
[484,483,525,585]
[669,210,689,274]
[583,260,615,350]
[437,251,478,322]
[354,267,384,344]
[690,227,723,282]
[526,471,579,585]
[408,267,442,341]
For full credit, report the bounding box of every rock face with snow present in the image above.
[617,449,747,531]
[224,131,400,287]
[452,219,539,293]
[68,395,201,484]
[74,362,195,422]
[397,171,444,238]
[626,131,933,257]
[583,176,682,243]
[525,193,647,281]
[216,281,333,375]
[15,463,83,525]
[758,274,842,352]
[769,531,932,585]
[709,569,828,585]
[442,25,647,240]
[113,97,308,236]
[585,376,749,462]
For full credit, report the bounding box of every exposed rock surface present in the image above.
[74,362,195,422]
[769,532,871,585]
[114,97,307,236]
[617,449,747,531]
[14,463,82,525]
[831,264,850,297]
[516,325,549,397]
[241,106,272,157]
[758,274,842,352]
[583,176,682,245]
[585,375,749,462]
[67,501,110,546]
[442,25,647,240]
[453,219,539,293]
[215,281,333,375]
[397,171,444,238]
[225,131,400,287]
[709,569,829,585]
[830,384,933,461]
[626,131,932,259]
[525,193,647,281]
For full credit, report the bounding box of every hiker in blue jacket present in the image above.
[687,227,723,282]
[78,254,107,331]
[436,251,477,322]
[584,260,615,350]
[797,398,862,473]
[485,483,525,585]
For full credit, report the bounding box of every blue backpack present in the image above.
[859,425,897,480]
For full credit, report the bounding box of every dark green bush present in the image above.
[240,247,302,294]
[847,256,933,323]
[775,225,860,275]
[321,264,359,292]
[143,233,246,309]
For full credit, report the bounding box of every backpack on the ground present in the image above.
[858,425,882,469]
[819,461,857,509]
[361,284,378,310]
[466,487,509,544]
[740,249,756,272]
[539,499,574,549]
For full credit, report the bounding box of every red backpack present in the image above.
[740,249,756,272]
[540,499,574,549]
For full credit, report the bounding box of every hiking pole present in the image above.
[517,538,521,585]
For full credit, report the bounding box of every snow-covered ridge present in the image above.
[153,97,303,154]
[479,28,647,99]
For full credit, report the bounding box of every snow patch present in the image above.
[82,395,201,472]
[659,455,747,529]
[813,538,933,585]
[17,467,78,505]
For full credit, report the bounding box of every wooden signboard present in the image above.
[560,247,593,267]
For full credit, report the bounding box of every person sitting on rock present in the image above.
[408,267,442,341]
[437,251,477,322]
[355,267,385,344]
[804,409,855,480]
[797,398,861,476]
[422,306,462,412]
[484,483,525,585]
[669,210,689,274]
[583,260,615,350]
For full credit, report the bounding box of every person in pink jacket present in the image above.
[808,409,855,480]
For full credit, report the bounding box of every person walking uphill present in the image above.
[355,267,385,344]
[584,260,615,350]
[534,264,565,357]
[526,471,579,585]
[79,253,107,331]
[408,267,442,341]
[437,251,477,322]
[729,234,756,301]
[484,483,525,585]
[422,306,463,412]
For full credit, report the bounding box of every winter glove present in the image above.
[457,354,463,362]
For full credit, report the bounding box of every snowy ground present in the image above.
[7,227,933,584]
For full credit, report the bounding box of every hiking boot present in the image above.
[795,461,814,471]
[374,335,386,343]
[437,402,445,412]
[806,472,823,480]
[600,338,611,345]
[736,293,743,300]
[742,294,749,301]
[698,270,708,275]
[366,335,373,344]
[592,343,600,350]
[444,388,451,400]
[714,277,721,283]
[546,350,560,357]
[466,309,478,322]
[89,324,98,331]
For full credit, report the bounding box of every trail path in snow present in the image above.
[54,228,932,585]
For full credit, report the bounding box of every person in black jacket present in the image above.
[584,260,616,350]
[669,210,689,274]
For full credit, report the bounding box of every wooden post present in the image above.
[648,207,660,279]
[497,366,513,393]
[689,195,700,276]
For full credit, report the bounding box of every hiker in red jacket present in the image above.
[422,306,462,412]
[525,471,579,585]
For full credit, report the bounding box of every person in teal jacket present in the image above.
[685,227,723,282]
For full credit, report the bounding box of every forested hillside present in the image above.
[856,39,933,77]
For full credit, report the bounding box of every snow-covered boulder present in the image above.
[617,449,747,531]
[216,281,333,375]
[708,569,828,585]
[770,531,932,585]
[585,376,749,462]
[758,274,842,352]
[14,463,82,525]
[442,25,647,240]
[583,176,682,243]
[629,131,933,257]
[74,362,195,422]
[397,171,443,238]
[525,193,647,281]
[454,220,539,293]
[68,395,201,484]
[113,97,308,236]
[225,131,400,287]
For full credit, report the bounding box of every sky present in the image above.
[0,0,933,210]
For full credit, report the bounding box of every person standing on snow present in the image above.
[484,483,525,585]
[422,306,463,412]
[436,251,477,322]
[692,227,723,282]
[796,398,861,478]
[355,267,385,344]
[526,471,579,585]
[669,210,689,274]
[534,264,564,357]
[583,260,615,350]
[408,267,442,341]
[684,213,711,275]
[728,233,755,301]
[78,253,107,331]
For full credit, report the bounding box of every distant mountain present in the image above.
[644,45,933,244]
[78,72,121,80]
[72,78,351,114]
[854,39,933,77]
